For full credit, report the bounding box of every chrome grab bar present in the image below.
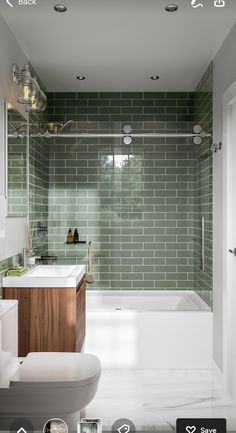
[201,217,205,272]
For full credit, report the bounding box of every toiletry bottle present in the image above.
[73,228,79,243]
[67,229,73,243]
[27,254,36,268]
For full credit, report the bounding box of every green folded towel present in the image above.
[6,267,27,276]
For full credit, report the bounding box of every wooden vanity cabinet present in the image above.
[3,275,86,357]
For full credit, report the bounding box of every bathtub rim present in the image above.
[86,289,212,312]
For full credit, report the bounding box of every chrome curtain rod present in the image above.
[28,132,211,138]
[9,131,211,146]
[8,125,211,142]
[8,132,212,139]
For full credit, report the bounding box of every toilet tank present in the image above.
[0,300,18,387]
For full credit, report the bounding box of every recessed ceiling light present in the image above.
[165,4,179,12]
[150,75,160,80]
[54,4,67,12]
[76,76,86,80]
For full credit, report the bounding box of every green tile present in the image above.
[133,99,154,107]
[77,92,99,99]
[55,92,76,99]
[121,92,143,99]
[100,92,121,99]
[155,99,176,106]
[66,99,88,107]
[166,92,188,99]
[45,89,212,302]
[144,92,165,99]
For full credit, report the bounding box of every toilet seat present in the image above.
[10,352,101,388]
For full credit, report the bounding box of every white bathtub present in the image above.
[85,290,213,369]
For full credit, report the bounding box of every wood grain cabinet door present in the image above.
[3,276,86,356]
[29,288,77,353]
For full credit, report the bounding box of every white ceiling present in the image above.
[1,0,236,91]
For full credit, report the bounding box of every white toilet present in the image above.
[0,300,101,430]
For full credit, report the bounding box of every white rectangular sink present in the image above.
[3,265,86,288]
[26,265,77,278]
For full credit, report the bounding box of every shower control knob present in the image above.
[193,124,202,134]
[228,248,236,256]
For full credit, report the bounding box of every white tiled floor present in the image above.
[85,369,236,431]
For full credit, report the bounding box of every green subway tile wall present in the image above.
[0,116,48,295]
[0,256,15,279]
[47,92,199,292]
[0,255,21,296]
[7,108,27,216]
[194,63,213,306]
[8,138,27,216]
[29,110,49,256]
[0,113,49,295]
[28,63,49,256]
[1,80,213,306]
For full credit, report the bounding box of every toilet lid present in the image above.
[10,353,101,388]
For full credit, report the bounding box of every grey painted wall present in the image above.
[213,22,236,370]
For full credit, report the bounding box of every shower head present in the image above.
[9,121,27,132]
[8,121,27,138]
[38,120,74,136]
[59,120,74,134]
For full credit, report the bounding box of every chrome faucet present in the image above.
[21,248,39,268]
[21,248,58,268]
[21,247,28,268]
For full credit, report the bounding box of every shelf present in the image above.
[65,241,87,244]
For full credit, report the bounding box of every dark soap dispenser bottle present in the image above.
[73,228,79,243]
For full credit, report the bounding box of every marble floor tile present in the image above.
[85,369,236,432]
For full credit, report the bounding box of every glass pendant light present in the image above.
[16,64,39,105]
[27,83,47,112]
[13,63,47,112]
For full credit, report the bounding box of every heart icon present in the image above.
[186,427,197,433]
